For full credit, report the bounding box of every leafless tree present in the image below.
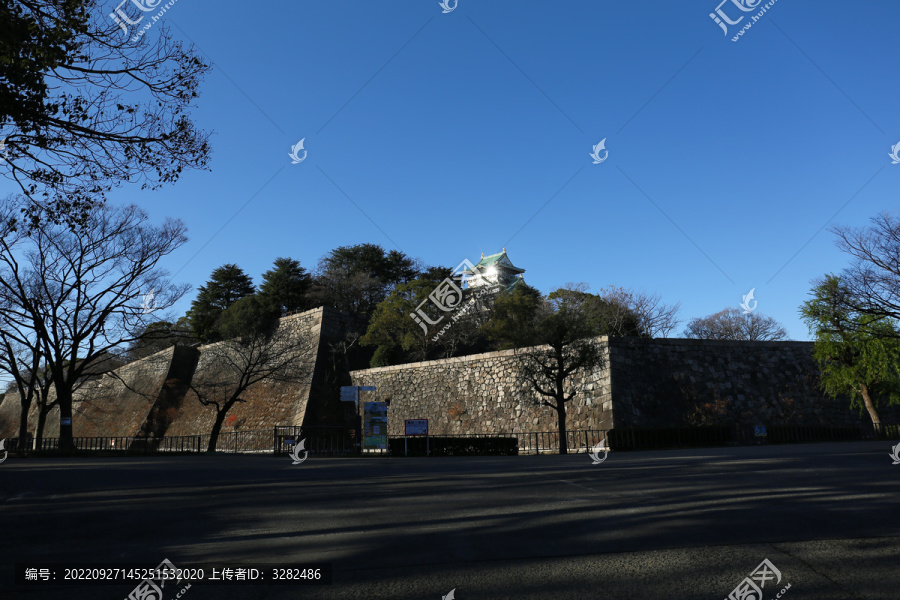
[599,285,681,338]
[1,1,211,228]
[683,307,788,341]
[0,198,189,449]
[187,300,317,452]
[0,315,54,446]
[828,212,900,333]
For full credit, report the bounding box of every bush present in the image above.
[607,426,732,450]
[390,436,518,456]
[766,425,862,443]
[371,345,400,367]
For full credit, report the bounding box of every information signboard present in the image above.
[405,419,428,436]
[363,402,388,450]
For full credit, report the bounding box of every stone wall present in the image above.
[0,391,21,438]
[350,345,613,436]
[8,315,900,444]
[350,337,900,435]
[0,307,360,443]
[0,345,195,440]
[608,338,900,429]
[304,308,370,428]
[164,307,328,436]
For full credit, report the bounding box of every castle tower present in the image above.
[462,248,525,292]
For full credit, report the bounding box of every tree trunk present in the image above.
[207,410,226,452]
[34,406,48,451]
[859,383,884,437]
[557,399,569,455]
[556,376,569,454]
[18,392,32,445]
[57,388,75,451]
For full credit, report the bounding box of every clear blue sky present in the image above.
[10,0,900,341]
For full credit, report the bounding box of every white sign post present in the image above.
[339,386,359,405]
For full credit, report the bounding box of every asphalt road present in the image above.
[1,441,899,599]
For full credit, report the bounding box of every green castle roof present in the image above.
[467,249,525,274]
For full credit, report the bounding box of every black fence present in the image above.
[607,423,900,449]
[30,430,276,454]
[6,423,898,457]
[8,427,356,456]
[516,430,608,454]
[274,426,357,456]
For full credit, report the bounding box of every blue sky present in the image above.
[8,0,900,341]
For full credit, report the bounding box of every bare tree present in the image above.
[599,285,681,338]
[0,199,189,449]
[1,1,211,228]
[828,212,900,332]
[0,316,53,446]
[683,307,788,341]
[187,297,317,452]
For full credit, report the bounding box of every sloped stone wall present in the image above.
[0,392,20,438]
[0,345,193,440]
[0,307,354,443]
[164,308,326,436]
[304,307,370,428]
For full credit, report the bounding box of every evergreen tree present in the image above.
[311,243,421,315]
[188,264,255,343]
[485,285,607,454]
[800,275,900,434]
[258,257,312,316]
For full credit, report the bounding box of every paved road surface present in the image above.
[1,441,898,599]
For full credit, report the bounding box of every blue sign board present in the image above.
[364,402,388,450]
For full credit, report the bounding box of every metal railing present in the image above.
[515,430,609,454]
[21,429,294,454]
[10,423,898,456]
[274,426,357,456]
